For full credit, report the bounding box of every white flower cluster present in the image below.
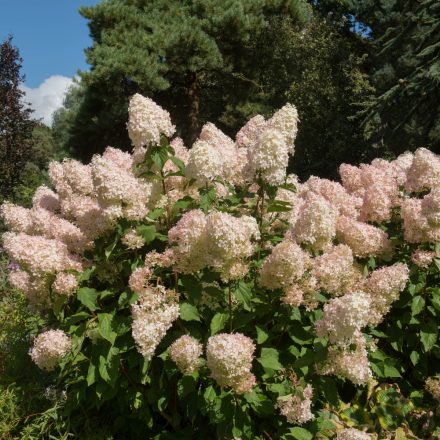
[29,329,72,371]
[168,210,259,280]
[317,334,373,385]
[52,272,78,296]
[276,384,314,425]
[206,333,256,394]
[131,285,179,360]
[122,228,144,250]
[169,335,203,375]
[127,93,175,148]
[336,428,372,440]
[315,292,371,345]
[259,240,309,290]
[247,104,299,185]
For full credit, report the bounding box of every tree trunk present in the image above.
[187,71,200,146]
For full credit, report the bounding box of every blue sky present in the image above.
[1,0,99,124]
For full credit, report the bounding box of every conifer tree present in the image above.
[63,0,311,159]
[354,0,440,155]
[0,36,34,203]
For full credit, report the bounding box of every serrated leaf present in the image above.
[266,199,292,213]
[234,281,252,311]
[180,302,201,322]
[420,319,438,352]
[98,346,120,387]
[77,287,99,311]
[87,362,96,386]
[287,427,313,440]
[256,325,269,344]
[257,347,282,370]
[136,225,156,244]
[410,350,420,366]
[98,313,117,344]
[411,296,425,316]
[210,312,229,335]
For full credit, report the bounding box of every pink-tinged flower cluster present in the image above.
[131,285,179,360]
[52,272,78,296]
[259,240,309,290]
[315,292,371,345]
[336,428,372,440]
[311,244,358,296]
[32,185,60,211]
[336,216,391,258]
[127,93,175,148]
[128,266,152,294]
[235,115,266,148]
[3,233,82,276]
[206,333,256,394]
[168,209,208,273]
[276,385,314,425]
[303,176,360,218]
[411,249,436,268]
[205,212,257,280]
[199,123,242,182]
[168,210,258,280]
[185,139,224,183]
[338,152,420,224]
[282,276,319,309]
[29,329,72,371]
[122,229,144,250]
[91,150,153,222]
[364,263,409,325]
[290,193,337,251]
[169,335,203,375]
[317,334,372,385]
[248,128,290,185]
[244,104,299,185]
[405,148,440,192]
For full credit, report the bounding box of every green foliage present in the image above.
[240,15,374,179]
[0,36,34,204]
[5,142,438,438]
[353,0,440,155]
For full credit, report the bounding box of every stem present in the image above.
[160,169,171,229]
[257,183,265,260]
[228,285,233,332]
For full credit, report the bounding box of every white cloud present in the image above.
[21,75,74,126]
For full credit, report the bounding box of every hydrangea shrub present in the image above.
[3,93,440,439]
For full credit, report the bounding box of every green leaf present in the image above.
[177,375,196,399]
[420,319,438,352]
[87,362,97,386]
[257,347,282,370]
[136,225,156,244]
[180,303,201,322]
[98,346,120,387]
[210,313,229,335]
[266,199,292,213]
[286,427,313,440]
[98,313,117,344]
[77,287,99,311]
[200,187,217,213]
[255,326,269,344]
[411,296,425,316]
[234,281,252,311]
[410,350,420,366]
[203,386,217,405]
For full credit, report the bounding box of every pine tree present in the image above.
[62,0,311,160]
[0,36,34,203]
[354,0,440,155]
